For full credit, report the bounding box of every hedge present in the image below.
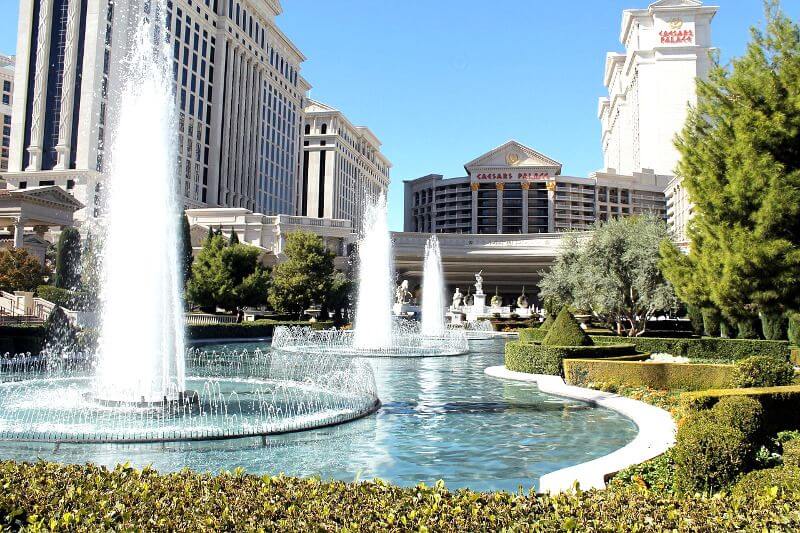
[518,327,547,344]
[563,359,735,391]
[187,320,333,340]
[591,335,789,362]
[505,341,638,376]
[0,462,798,531]
[681,385,800,435]
[783,439,800,468]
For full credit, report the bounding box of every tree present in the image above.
[185,235,269,312]
[268,231,336,318]
[228,229,239,246]
[661,4,800,322]
[179,214,194,288]
[0,248,51,293]
[539,216,677,337]
[54,227,81,289]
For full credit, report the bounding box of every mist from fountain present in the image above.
[420,236,445,336]
[94,0,185,403]
[353,195,394,350]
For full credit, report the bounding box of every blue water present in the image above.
[0,338,636,492]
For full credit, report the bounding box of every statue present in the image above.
[474,270,484,296]
[395,280,412,305]
[517,286,529,309]
[452,287,464,309]
[491,286,503,308]
[464,288,474,307]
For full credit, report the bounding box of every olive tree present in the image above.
[539,216,677,336]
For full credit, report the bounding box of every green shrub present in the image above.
[541,307,592,347]
[187,320,333,340]
[761,311,788,341]
[517,327,547,344]
[731,466,800,502]
[0,462,798,530]
[702,308,721,337]
[540,313,556,330]
[787,312,800,346]
[719,316,738,339]
[711,396,763,441]
[731,356,795,388]
[681,385,800,435]
[687,305,704,336]
[782,439,800,468]
[674,412,752,494]
[591,335,789,362]
[505,341,637,376]
[737,316,761,339]
[610,450,675,493]
[563,359,734,391]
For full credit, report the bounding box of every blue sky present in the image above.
[1,1,797,230]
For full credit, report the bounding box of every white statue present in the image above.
[395,280,412,305]
[452,287,464,309]
[474,270,484,296]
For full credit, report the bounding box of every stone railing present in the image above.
[186,314,238,325]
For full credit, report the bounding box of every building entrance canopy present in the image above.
[0,186,84,247]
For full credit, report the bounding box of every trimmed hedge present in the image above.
[187,320,333,340]
[731,355,795,388]
[542,307,592,346]
[505,341,638,376]
[518,327,547,344]
[563,358,735,391]
[783,439,800,468]
[732,466,800,501]
[591,335,789,362]
[0,461,798,531]
[681,385,800,435]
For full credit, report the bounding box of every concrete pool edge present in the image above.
[484,365,676,494]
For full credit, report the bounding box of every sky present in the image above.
[1,0,798,230]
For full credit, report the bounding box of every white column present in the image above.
[13,218,25,248]
[470,182,478,233]
[54,0,83,170]
[26,0,55,171]
[496,182,504,234]
[547,181,556,233]
[521,182,529,233]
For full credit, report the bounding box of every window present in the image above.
[2,81,9,92]
[304,124,310,135]
[19,181,27,189]
[320,123,327,134]
[67,179,75,189]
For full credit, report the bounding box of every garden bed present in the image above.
[504,341,639,375]
[564,358,735,391]
[0,461,797,530]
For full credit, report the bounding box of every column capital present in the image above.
[546,181,556,192]
[495,182,504,191]
[520,181,530,190]
[470,182,479,192]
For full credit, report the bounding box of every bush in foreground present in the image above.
[541,307,592,347]
[0,461,798,531]
[731,355,795,389]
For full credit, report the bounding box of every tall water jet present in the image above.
[421,235,446,336]
[94,0,185,403]
[353,195,394,350]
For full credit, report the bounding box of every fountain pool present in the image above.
[0,339,637,492]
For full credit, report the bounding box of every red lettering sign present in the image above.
[659,29,693,44]
[475,172,550,181]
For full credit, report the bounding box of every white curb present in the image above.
[484,365,676,494]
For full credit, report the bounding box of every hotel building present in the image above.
[404,140,669,234]
[5,0,309,220]
[0,55,13,175]
[599,0,717,241]
[300,99,391,228]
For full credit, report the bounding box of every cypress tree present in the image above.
[180,214,194,288]
[661,5,800,320]
[229,229,240,245]
[54,227,81,289]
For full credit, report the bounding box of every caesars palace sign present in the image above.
[474,172,550,181]
[659,18,694,45]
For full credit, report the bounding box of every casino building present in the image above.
[403,140,669,234]
[5,0,309,220]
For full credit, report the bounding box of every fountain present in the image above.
[420,236,445,337]
[0,0,378,443]
[273,195,468,357]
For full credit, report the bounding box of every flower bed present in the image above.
[564,358,735,391]
[0,461,797,531]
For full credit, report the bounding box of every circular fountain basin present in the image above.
[0,349,379,444]
[272,325,470,358]
[0,340,636,492]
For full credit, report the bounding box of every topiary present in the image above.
[737,316,761,340]
[720,316,738,339]
[674,412,752,494]
[711,396,763,442]
[687,305,704,336]
[542,307,592,347]
[702,308,721,337]
[540,313,557,330]
[761,311,788,341]
[787,312,800,346]
[731,466,800,502]
[782,439,800,468]
[731,356,795,389]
